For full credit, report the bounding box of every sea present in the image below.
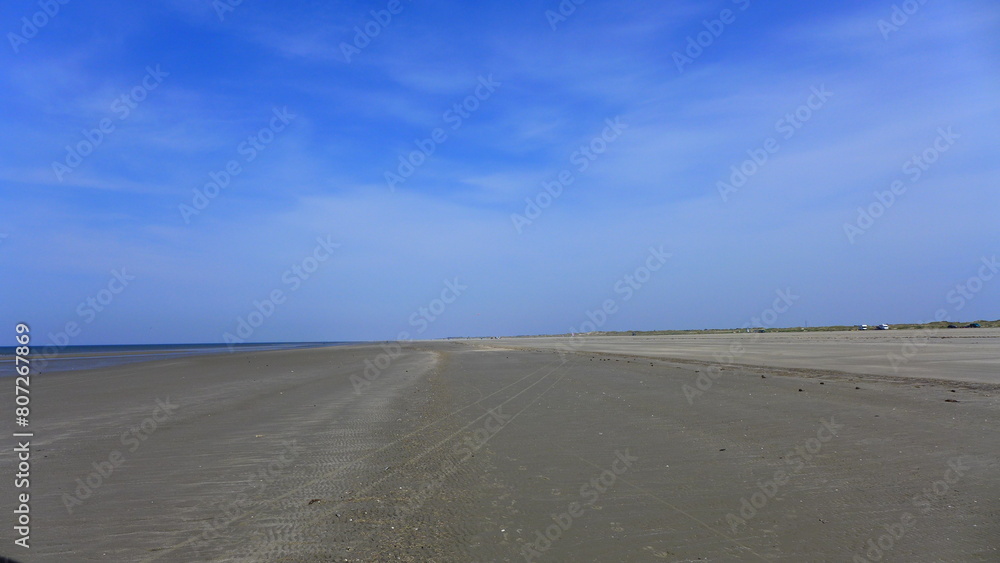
[0,342,348,376]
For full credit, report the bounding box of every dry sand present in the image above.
[492,328,1000,385]
[1,332,998,561]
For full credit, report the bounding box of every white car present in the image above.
[876,324,890,330]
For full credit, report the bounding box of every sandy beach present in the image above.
[8,1,997,561]
[2,332,998,561]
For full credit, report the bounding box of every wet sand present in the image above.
[1,334,998,561]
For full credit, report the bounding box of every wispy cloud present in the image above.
[2,0,998,342]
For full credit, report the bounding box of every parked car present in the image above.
[858,324,868,330]
[968,323,981,328]
[876,324,889,330]
[947,324,958,328]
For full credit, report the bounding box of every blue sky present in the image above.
[1,0,998,344]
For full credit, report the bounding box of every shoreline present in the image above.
[0,342,352,376]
